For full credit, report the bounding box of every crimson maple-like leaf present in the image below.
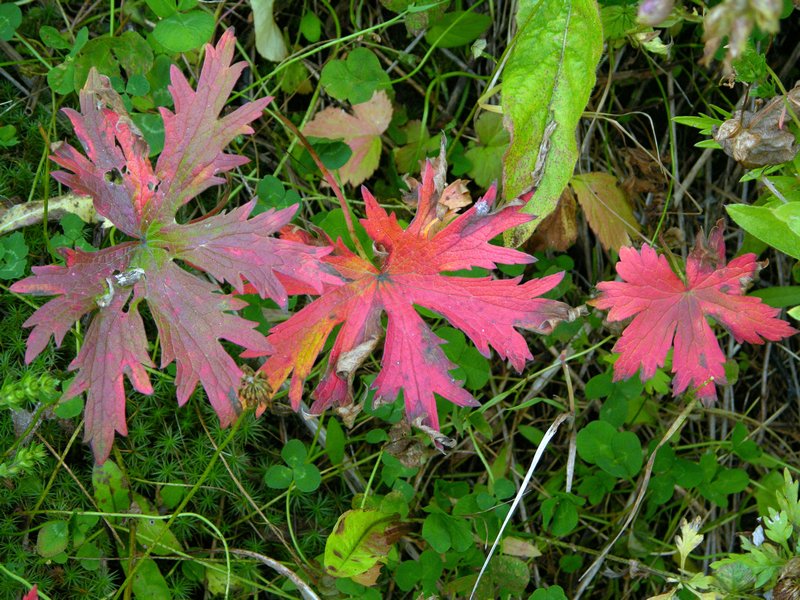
[589,221,796,401]
[10,30,330,462]
[251,161,575,436]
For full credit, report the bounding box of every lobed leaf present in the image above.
[590,221,796,401]
[254,160,575,438]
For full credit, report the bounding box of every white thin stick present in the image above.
[469,412,571,600]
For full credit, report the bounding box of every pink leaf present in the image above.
[303,90,392,186]
[589,221,797,401]
[256,160,575,437]
[10,244,137,362]
[23,586,38,600]
[153,28,271,224]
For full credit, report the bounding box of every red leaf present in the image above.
[12,30,325,463]
[142,262,270,425]
[10,244,138,362]
[589,221,797,401]
[153,28,272,224]
[255,161,575,435]
[22,585,38,600]
[66,287,154,460]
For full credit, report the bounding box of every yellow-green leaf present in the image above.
[571,172,641,252]
[324,509,400,579]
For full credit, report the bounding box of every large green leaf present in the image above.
[727,201,800,260]
[502,0,603,246]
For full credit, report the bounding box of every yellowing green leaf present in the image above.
[571,172,641,252]
[324,509,401,579]
[303,91,393,186]
[502,0,603,246]
[675,516,704,571]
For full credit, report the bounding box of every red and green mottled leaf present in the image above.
[10,244,137,362]
[589,221,797,401]
[253,161,575,436]
[152,28,271,225]
[161,202,333,307]
[12,30,327,463]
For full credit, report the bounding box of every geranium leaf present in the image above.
[11,30,326,463]
[153,28,271,225]
[161,201,333,308]
[10,244,138,362]
[570,172,641,252]
[66,287,153,461]
[589,220,797,401]
[303,90,392,186]
[254,160,575,438]
[142,262,271,426]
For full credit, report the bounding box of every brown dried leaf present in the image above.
[526,187,578,252]
[713,88,800,168]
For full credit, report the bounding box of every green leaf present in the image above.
[54,394,84,419]
[0,232,27,279]
[92,460,132,514]
[326,417,346,465]
[0,3,21,41]
[281,439,308,467]
[437,326,490,390]
[727,202,800,260]
[76,541,102,571]
[255,175,301,211]
[47,62,76,95]
[324,509,399,578]
[425,10,492,48]
[264,464,293,489]
[130,112,165,156]
[310,138,353,170]
[293,463,322,493]
[422,512,472,553]
[126,73,151,97]
[320,47,391,104]
[132,493,183,555]
[541,494,580,536]
[488,555,530,594]
[122,557,171,600]
[576,421,642,479]
[153,10,215,53]
[502,0,603,246]
[114,31,154,76]
[749,286,800,308]
[145,0,178,18]
[464,112,510,188]
[300,11,322,42]
[37,520,70,558]
[40,25,72,50]
[530,585,569,600]
[600,4,638,39]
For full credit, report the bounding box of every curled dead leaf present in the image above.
[713,88,800,168]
